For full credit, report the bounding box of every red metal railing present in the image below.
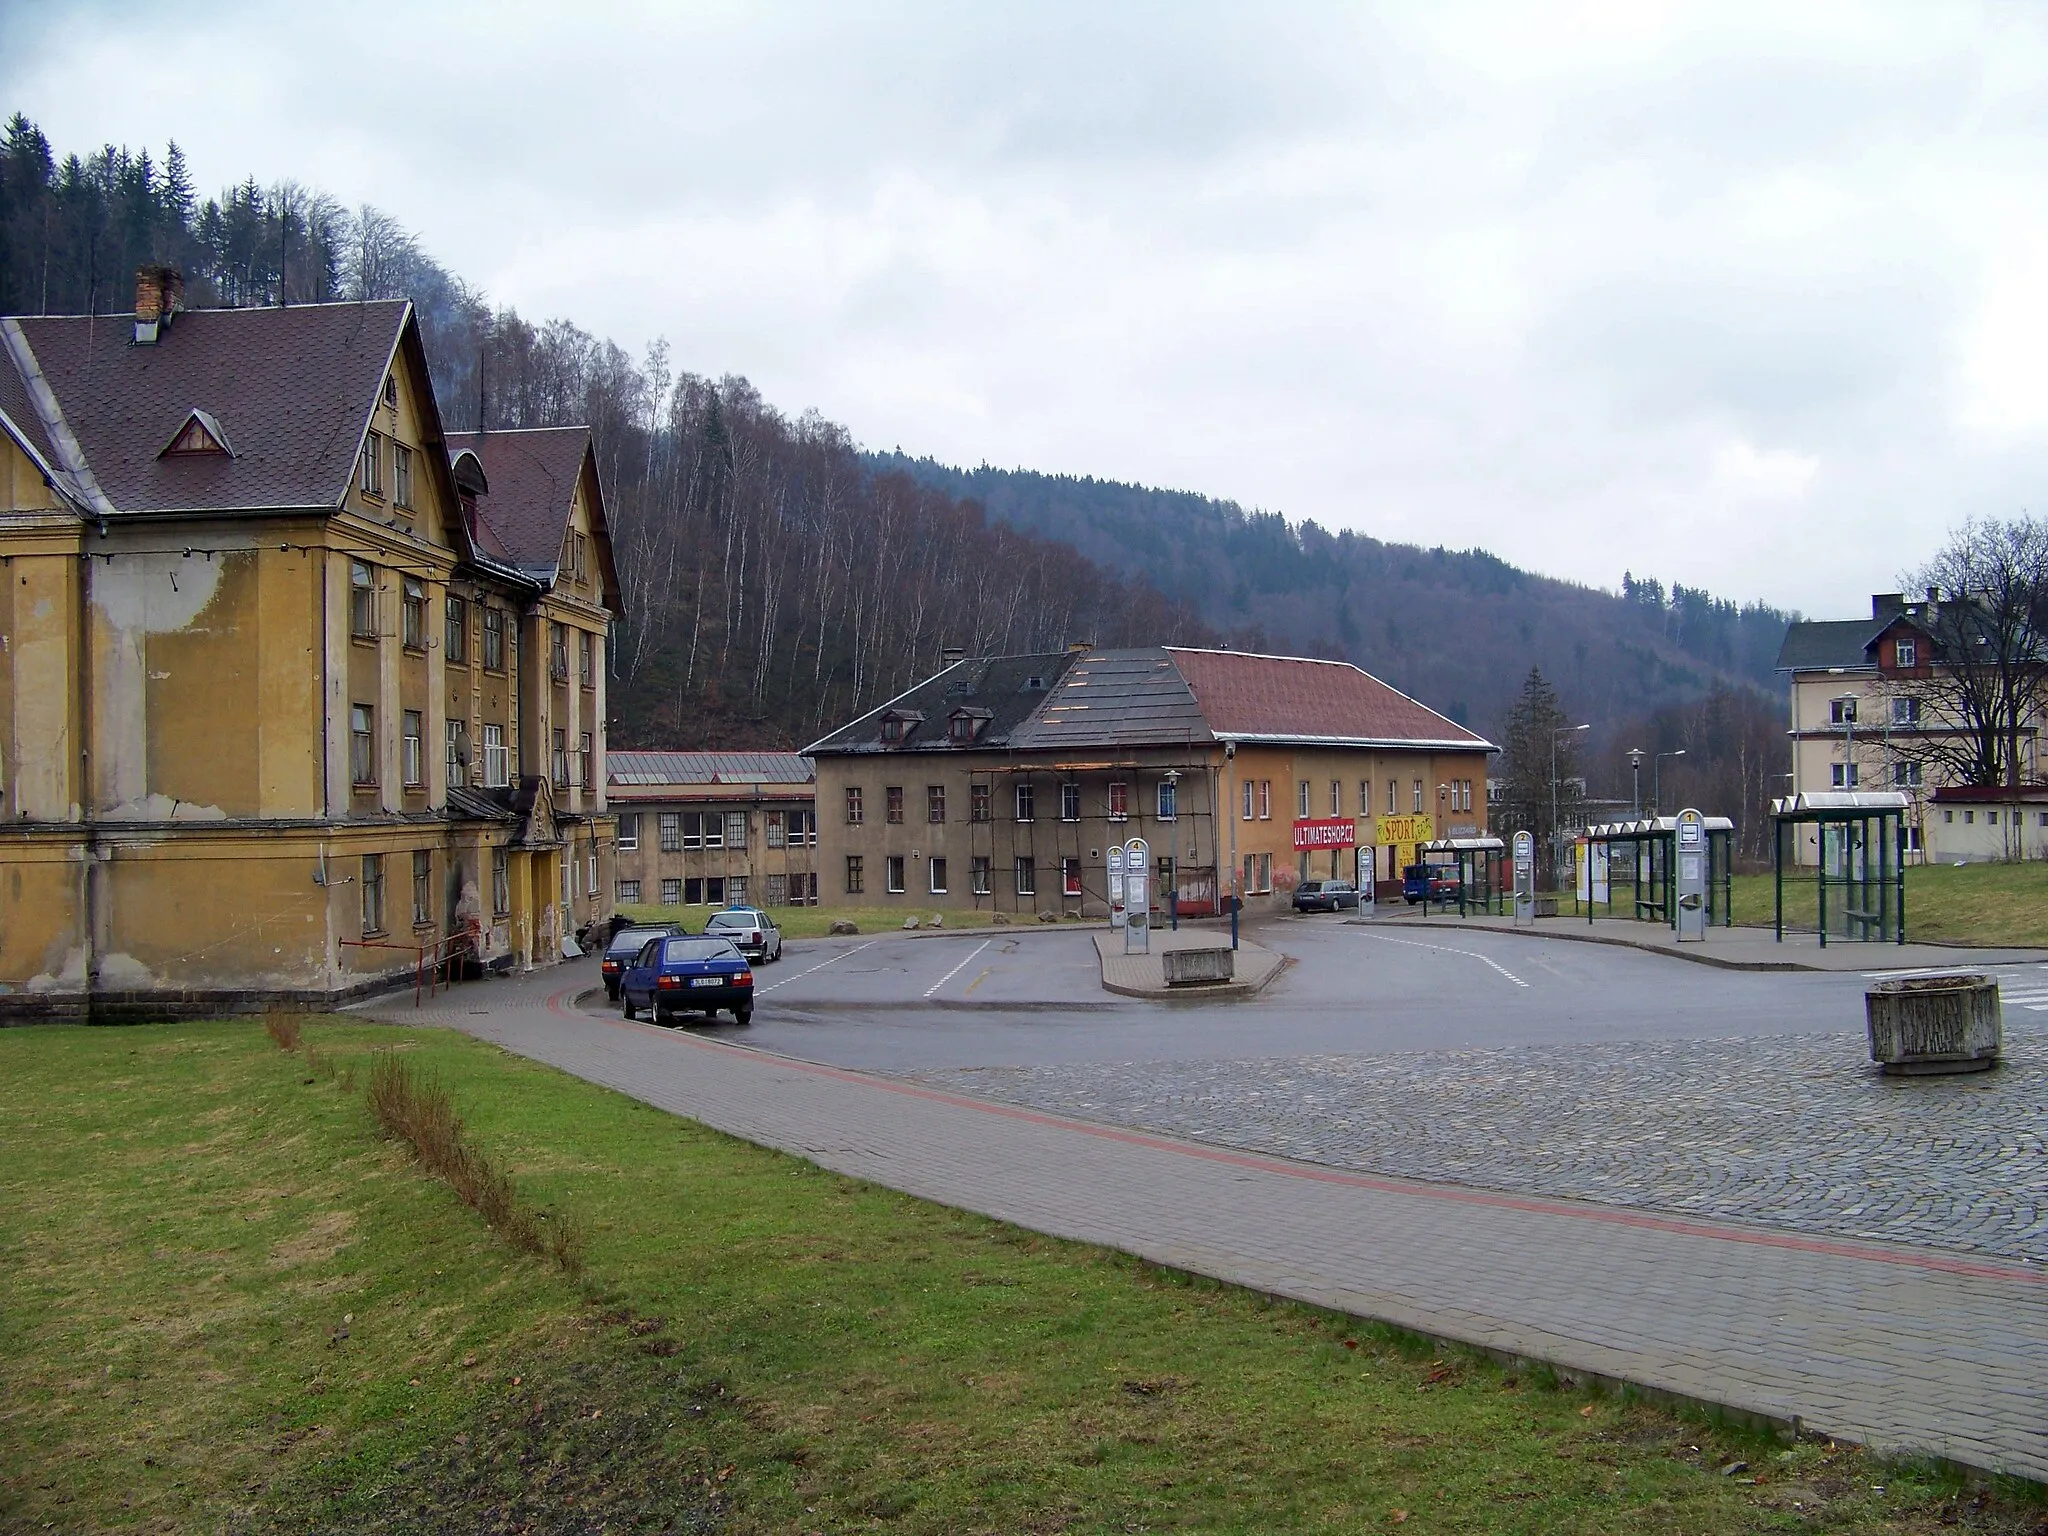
[339,929,478,1006]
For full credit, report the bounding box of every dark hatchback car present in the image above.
[600,923,684,1000]
[1292,879,1361,913]
[619,935,755,1026]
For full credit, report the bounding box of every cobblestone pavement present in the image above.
[906,1020,2048,1265]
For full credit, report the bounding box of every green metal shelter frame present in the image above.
[1770,791,1908,947]
[1417,837,1507,917]
[1578,816,1736,929]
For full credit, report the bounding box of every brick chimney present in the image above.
[133,264,183,344]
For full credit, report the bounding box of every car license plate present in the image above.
[690,976,722,988]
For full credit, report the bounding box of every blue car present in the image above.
[618,935,755,1026]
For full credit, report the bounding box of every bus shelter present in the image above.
[1578,816,1735,930]
[1417,836,1507,916]
[1770,791,1908,946]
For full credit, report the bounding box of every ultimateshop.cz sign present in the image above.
[1291,817,1359,851]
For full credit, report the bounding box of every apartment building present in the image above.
[0,272,620,1015]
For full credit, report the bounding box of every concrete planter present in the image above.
[1163,947,1235,987]
[1865,974,2002,1075]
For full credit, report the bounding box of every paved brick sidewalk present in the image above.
[363,965,2048,1481]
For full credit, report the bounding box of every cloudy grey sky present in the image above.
[10,1,2048,614]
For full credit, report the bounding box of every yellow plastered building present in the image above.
[0,273,621,1017]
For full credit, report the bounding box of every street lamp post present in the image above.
[1550,723,1589,891]
[1653,749,1686,818]
[1626,747,1645,816]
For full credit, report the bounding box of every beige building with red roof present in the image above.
[805,645,1493,918]
[0,270,621,1016]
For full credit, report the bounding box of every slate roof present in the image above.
[607,751,815,789]
[1166,648,1494,749]
[1011,648,1210,749]
[444,427,622,612]
[807,646,1493,756]
[1775,619,1880,672]
[0,301,410,516]
[804,653,1079,755]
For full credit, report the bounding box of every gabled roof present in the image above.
[607,751,815,788]
[1010,647,1210,749]
[0,301,412,515]
[1166,647,1494,750]
[444,426,622,613]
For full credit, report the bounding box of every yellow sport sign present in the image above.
[1374,814,1434,847]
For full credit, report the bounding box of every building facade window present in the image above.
[787,809,815,845]
[661,878,682,904]
[579,732,594,788]
[1108,781,1128,821]
[726,811,746,848]
[350,704,375,786]
[766,811,785,849]
[1360,781,1372,818]
[1015,857,1036,896]
[492,848,510,916]
[618,813,640,850]
[361,854,386,933]
[845,855,864,894]
[444,595,467,662]
[928,785,946,823]
[1157,779,1177,820]
[845,785,864,824]
[1893,696,1922,724]
[1896,639,1917,668]
[618,879,641,903]
[886,786,904,824]
[929,857,948,894]
[1061,781,1081,821]
[402,710,423,787]
[447,720,466,788]
[1412,780,1423,813]
[1831,697,1858,724]
[1330,780,1342,816]
[482,723,508,787]
[971,856,991,895]
[579,631,594,687]
[1015,782,1035,822]
[660,813,682,852]
[412,850,432,927]
[971,783,992,822]
[393,443,413,509]
[350,560,376,639]
[1832,762,1860,788]
[359,433,383,498]
[1259,781,1272,819]
[550,623,569,683]
[1298,780,1311,817]
[1895,761,1920,787]
[1062,857,1082,897]
[552,729,569,787]
[1243,780,1254,820]
[482,607,505,671]
[886,856,906,893]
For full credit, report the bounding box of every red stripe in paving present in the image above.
[547,984,2044,1289]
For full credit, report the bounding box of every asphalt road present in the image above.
[721,913,1926,1072]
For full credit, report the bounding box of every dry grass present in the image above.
[364,1053,584,1280]
[262,1006,302,1052]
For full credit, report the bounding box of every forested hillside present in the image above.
[870,456,1796,743]
[1,111,1792,761]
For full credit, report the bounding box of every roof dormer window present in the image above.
[949,708,991,745]
[159,408,233,459]
[880,709,925,746]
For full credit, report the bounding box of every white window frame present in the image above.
[401,710,423,787]
[929,857,948,894]
[1896,638,1917,668]
[359,432,383,498]
[661,878,682,904]
[1157,779,1177,821]
[1015,857,1036,896]
[886,856,906,894]
[482,723,508,788]
[1108,780,1128,822]
[618,813,640,851]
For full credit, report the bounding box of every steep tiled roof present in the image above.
[607,751,815,787]
[804,653,1079,755]
[1165,648,1493,749]
[1010,648,1211,749]
[444,427,587,574]
[0,302,409,514]
[1775,619,1879,672]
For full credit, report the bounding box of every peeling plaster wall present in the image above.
[7,551,80,821]
[0,840,86,992]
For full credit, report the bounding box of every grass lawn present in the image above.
[3,1021,2041,1534]
[615,902,1075,939]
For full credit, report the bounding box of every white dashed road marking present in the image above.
[922,940,992,999]
[1360,931,1530,988]
[756,939,879,994]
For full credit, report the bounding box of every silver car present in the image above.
[703,906,782,962]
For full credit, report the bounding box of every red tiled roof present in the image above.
[2,301,408,515]
[1165,648,1492,749]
